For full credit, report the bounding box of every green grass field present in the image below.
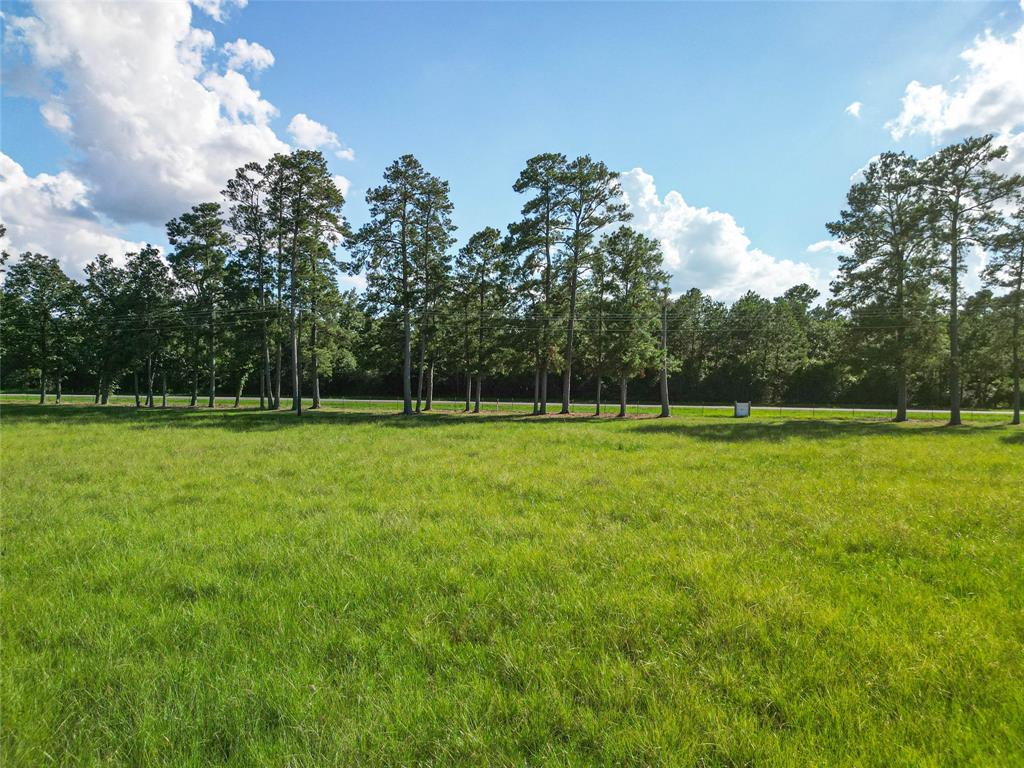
[1,402,1022,766]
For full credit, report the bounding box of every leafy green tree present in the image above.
[412,172,455,412]
[919,135,1022,424]
[511,153,567,414]
[828,152,937,420]
[124,245,175,407]
[167,202,231,408]
[349,154,429,415]
[224,161,274,409]
[557,156,631,414]
[1,252,80,403]
[601,227,668,416]
[984,197,1024,423]
[454,227,514,412]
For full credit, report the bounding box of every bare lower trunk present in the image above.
[162,370,167,408]
[415,324,426,414]
[293,310,302,416]
[274,341,282,410]
[402,309,413,415]
[595,378,602,416]
[1012,297,1021,426]
[618,376,627,418]
[133,370,141,408]
[260,319,269,411]
[94,375,101,405]
[101,376,110,405]
[146,356,154,408]
[235,374,245,408]
[39,369,45,405]
[660,301,670,418]
[425,362,434,411]
[473,375,482,414]
[311,321,320,409]
[55,367,62,405]
[190,368,198,407]
[895,367,908,423]
[208,312,216,409]
[532,367,540,415]
[465,373,471,412]
[948,230,961,426]
[539,362,548,415]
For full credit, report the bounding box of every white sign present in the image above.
[734,402,751,418]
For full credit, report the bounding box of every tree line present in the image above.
[2,136,1022,424]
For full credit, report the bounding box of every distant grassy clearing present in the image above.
[0,391,1012,423]
[1,404,1021,766]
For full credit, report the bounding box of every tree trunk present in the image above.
[402,307,413,415]
[162,369,167,408]
[561,266,578,414]
[294,309,302,416]
[595,378,602,416]
[425,361,434,411]
[38,369,45,405]
[415,323,426,414]
[311,321,321,410]
[101,375,110,406]
[94,375,101,404]
[235,374,245,408]
[274,341,282,410]
[660,301,671,418]
[532,367,540,415]
[894,326,908,422]
[473,374,482,414]
[539,362,548,415]
[55,365,62,405]
[464,372,472,412]
[1012,284,1021,426]
[133,369,141,408]
[190,367,198,408]
[618,376,628,418]
[948,224,962,426]
[260,319,269,411]
[208,307,217,408]
[146,355,154,408]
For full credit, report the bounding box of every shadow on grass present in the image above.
[1,401,1019,443]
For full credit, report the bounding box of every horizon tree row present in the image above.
[2,135,1022,424]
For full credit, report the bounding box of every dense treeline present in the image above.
[2,136,1022,423]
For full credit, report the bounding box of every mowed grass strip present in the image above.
[1,403,1021,767]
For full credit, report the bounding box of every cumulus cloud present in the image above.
[619,168,823,301]
[2,0,354,276]
[845,101,862,118]
[0,152,145,276]
[288,113,355,161]
[887,11,1024,171]
[223,38,274,71]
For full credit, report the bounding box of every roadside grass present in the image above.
[1,403,1021,766]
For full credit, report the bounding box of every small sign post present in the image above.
[734,402,751,418]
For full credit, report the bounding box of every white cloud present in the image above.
[845,101,862,118]
[288,113,355,161]
[223,38,274,71]
[331,174,352,198]
[3,0,354,275]
[806,240,853,257]
[39,99,71,133]
[887,12,1024,171]
[0,152,145,276]
[190,0,247,23]
[619,168,823,301]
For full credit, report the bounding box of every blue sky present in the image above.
[2,0,1023,299]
